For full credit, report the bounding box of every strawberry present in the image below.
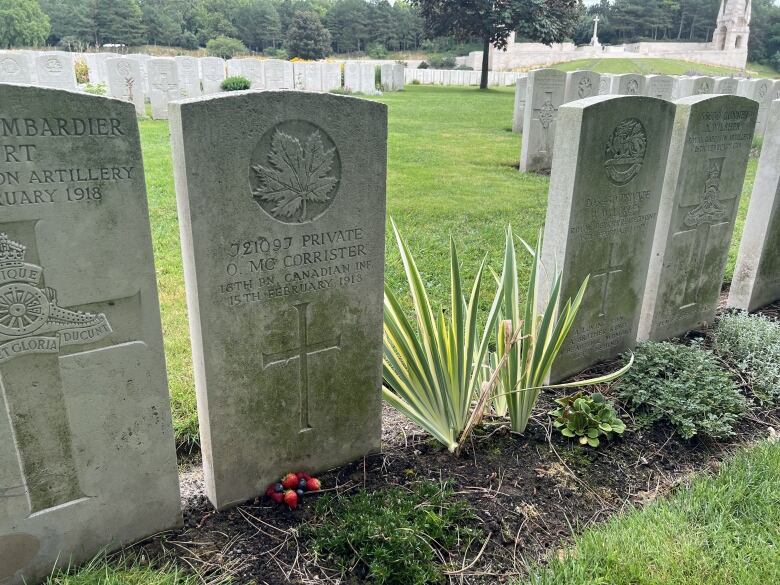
[284,489,298,509]
[297,472,312,480]
[270,491,284,504]
[265,485,275,498]
[282,473,299,490]
[306,477,321,492]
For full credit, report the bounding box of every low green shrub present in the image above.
[305,482,477,585]
[367,43,389,59]
[83,83,106,96]
[427,53,457,69]
[206,35,247,59]
[417,61,429,69]
[714,312,780,403]
[616,341,747,439]
[550,391,626,447]
[220,75,251,91]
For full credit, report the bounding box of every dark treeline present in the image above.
[36,0,434,55]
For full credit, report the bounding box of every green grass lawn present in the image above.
[551,58,779,78]
[139,85,756,447]
[525,441,780,585]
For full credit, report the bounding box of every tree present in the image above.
[234,0,281,50]
[748,0,780,67]
[286,10,330,58]
[411,0,580,89]
[95,0,146,45]
[325,0,370,53]
[0,0,50,48]
[206,34,246,57]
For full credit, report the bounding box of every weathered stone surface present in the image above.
[264,59,294,90]
[539,95,675,380]
[743,78,775,136]
[0,85,181,585]
[638,95,757,340]
[380,64,404,91]
[728,99,780,311]
[238,59,265,89]
[170,91,386,510]
[176,56,202,98]
[200,57,226,94]
[519,68,565,173]
[0,52,36,84]
[610,74,646,96]
[105,57,146,116]
[676,76,716,98]
[344,62,376,94]
[304,62,323,91]
[512,76,527,133]
[293,62,306,90]
[35,53,76,90]
[598,74,613,95]
[645,75,676,100]
[148,58,180,119]
[564,70,599,103]
[322,63,341,91]
[714,76,739,94]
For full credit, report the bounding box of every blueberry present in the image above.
[297,489,305,497]
[299,478,307,489]
[274,482,284,493]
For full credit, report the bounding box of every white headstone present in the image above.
[0,85,181,585]
[293,61,306,90]
[512,76,527,133]
[744,78,776,136]
[564,70,599,103]
[35,53,77,90]
[304,62,323,91]
[519,69,565,173]
[0,51,36,84]
[170,91,386,510]
[539,95,675,380]
[645,75,676,100]
[148,58,180,120]
[239,59,265,89]
[200,57,226,94]
[322,62,341,91]
[105,57,145,116]
[728,99,780,311]
[175,56,201,99]
[638,95,757,340]
[264,59,294,90]
[611,74,646,96]
[714,77,739,94]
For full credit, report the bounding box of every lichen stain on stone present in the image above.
[0,533,40,580]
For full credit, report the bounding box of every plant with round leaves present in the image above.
[549,391,626,447]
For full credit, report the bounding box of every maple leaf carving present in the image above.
[252,129,338,222]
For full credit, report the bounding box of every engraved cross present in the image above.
[261,302,341,432]
[592,242,625,318]
[534,92,558,154]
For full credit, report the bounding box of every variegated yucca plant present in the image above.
[492,226,633,433]
[383,221,503,452]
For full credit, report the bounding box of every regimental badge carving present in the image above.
[117,62,132,77]
[683,157,727,227]
[578,77,593,98]
[0,234,112,363]
[627,79,639,94]
[250,120,341,224]
[45,57,63,73]
[599,78,608,93]
[604,118,647,186]
[538,98,556,129]
[758,82,769,99]
[1,58,20,75]
[697,80,711,94]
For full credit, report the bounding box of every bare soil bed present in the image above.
[135,301,780,584]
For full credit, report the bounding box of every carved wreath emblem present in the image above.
[250,121,340,223]
[626,79,640,94]
[604,118,647,186]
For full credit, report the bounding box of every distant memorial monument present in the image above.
[481,0,750,71]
